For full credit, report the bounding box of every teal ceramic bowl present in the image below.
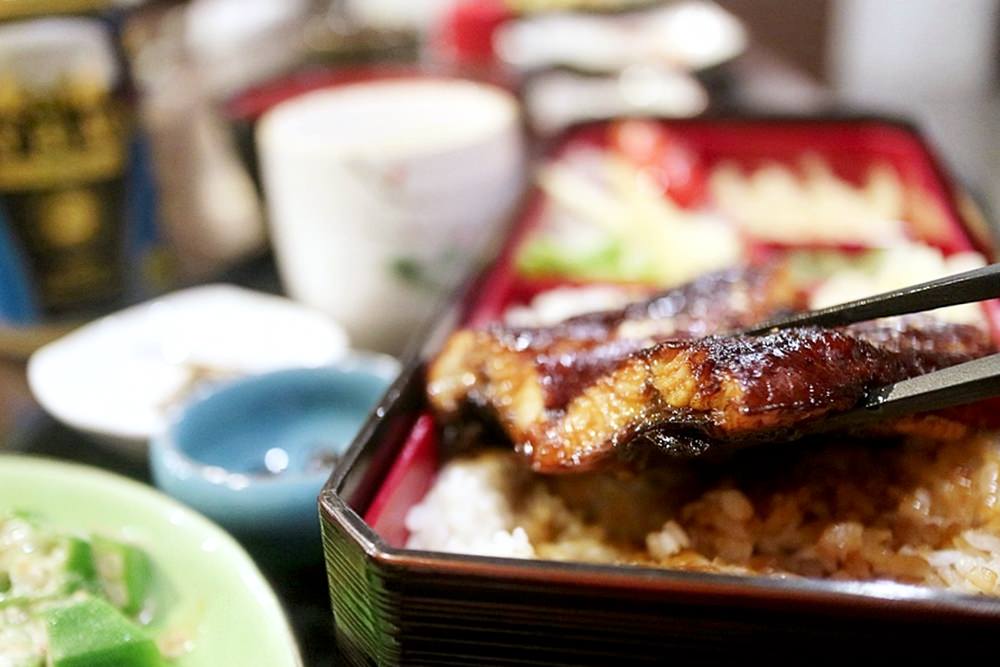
[149,353,400,563]
[0,455,302,666]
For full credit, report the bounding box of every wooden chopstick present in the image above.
[810,352,1000,434]
[732,263,1000,436]
[742,262,1000,335]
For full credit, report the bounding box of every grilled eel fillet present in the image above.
[427,267,996,473]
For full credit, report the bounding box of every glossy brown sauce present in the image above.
[428,265,997,473]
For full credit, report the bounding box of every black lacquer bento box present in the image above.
[319,115,1000,665]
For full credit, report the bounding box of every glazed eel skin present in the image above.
[427,266,996,473]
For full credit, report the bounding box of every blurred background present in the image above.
[0,0,997,662]
[0,0,997,346]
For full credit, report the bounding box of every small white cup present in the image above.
[257,78,525,354]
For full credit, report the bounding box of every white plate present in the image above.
[496,1,747,73]
[28,285,349,454]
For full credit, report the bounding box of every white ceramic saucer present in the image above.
[28,284,349,455]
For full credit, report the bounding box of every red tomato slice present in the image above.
[608,119,706,208]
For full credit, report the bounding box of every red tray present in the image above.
[320,116,1000,666]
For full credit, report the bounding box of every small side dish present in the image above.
[496,2,746,74]
[150,356,400,564]
[0,456,301,667]
[27,285,349,452]
[1,513,166,666]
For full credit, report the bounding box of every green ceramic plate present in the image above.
[0,455,302,666]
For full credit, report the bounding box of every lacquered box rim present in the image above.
[319,111,1000,624]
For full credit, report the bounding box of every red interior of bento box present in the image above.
[363,119,1000,549]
